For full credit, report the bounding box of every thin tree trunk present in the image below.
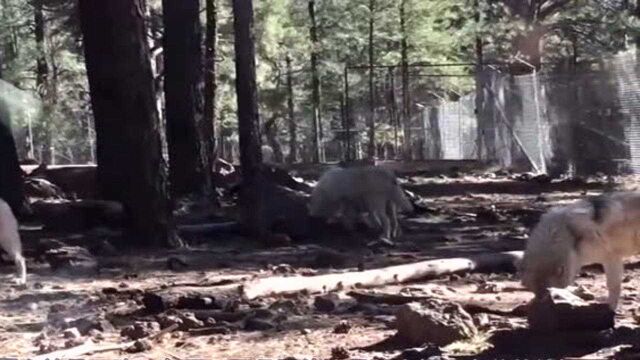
[78,0,175,247]
[635,0,640,47]
[400,0,411,160]
[162,0,211,197]
[232,0,266,237]
[34,0,51,164]
[308,0,321,163]
[34,0,47,96]
[367,0,376,158]
[388,67,399,157]
[204,0,218,159]
[285,54,297,163]
[474,0,486,160]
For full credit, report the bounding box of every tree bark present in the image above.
[34,0,48,96]
[33,0,51,164]
[204,0,218,159]
[400,0,411,160]
[308,0,321,163]
[232,0,267,237]
[285,54,297,164]
[474,0,487,160]
[367,0,376,158]
[162,0,212,196]
[78,0,175,247]
[635,0,640,47]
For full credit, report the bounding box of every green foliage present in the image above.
[0,0,637,164]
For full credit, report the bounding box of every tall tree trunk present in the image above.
[285,54,297,163]
[399,0,411,160]
[308,0,321,163]
[162,0,211,197]
[204,0,218,159]
[367,0,376,158]
[78,0,175,247]
[388,67,399,157]
[474,0,486,159]
[33,0,51,164]
[34,0,47,95]
[232,0,266,237]
[635,0,640,47]
[0,58,24,215]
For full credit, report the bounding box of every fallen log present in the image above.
[242,251,523,300]
[177,222,240,235]
[347,290,528,317]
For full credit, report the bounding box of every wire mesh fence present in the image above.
[336,50,640,176]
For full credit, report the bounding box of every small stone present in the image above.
[330,346,350,360]
[314,293,340,312]
[395,300,477,347]
[157,314,183,329]
[64,338,85,348]
[178,312,204,331]
[244,317,274,331]
[127,339,152,353]
[63,327,82,339]
[270,299,302,316]
[528,291,614,332]
[333,320,352,334]
[120,322,157,340]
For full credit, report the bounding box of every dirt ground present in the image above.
[3,173,640,359]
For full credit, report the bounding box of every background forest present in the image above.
[0,0,637,166]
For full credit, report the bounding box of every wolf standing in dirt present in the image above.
[521,192,640,310]
[309,166,413,240]
[0,198,26,285]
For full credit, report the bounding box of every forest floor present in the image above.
[3,172,640,359]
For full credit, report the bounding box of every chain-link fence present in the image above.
[478,51,640,176]
[336,50,640,176]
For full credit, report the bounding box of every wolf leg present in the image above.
[387,201,400,238]
[14,253,26,285]
[603,257,623,310]
[373,205,391,240]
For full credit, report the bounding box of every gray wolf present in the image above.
[309,166,413,240]
[521,192,640,310]
[0,199,26,285]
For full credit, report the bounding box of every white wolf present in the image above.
[521,192,640,310]
[0,199,26,285]
[309,166,413,239]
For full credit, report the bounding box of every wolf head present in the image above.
[520,207,589,296]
